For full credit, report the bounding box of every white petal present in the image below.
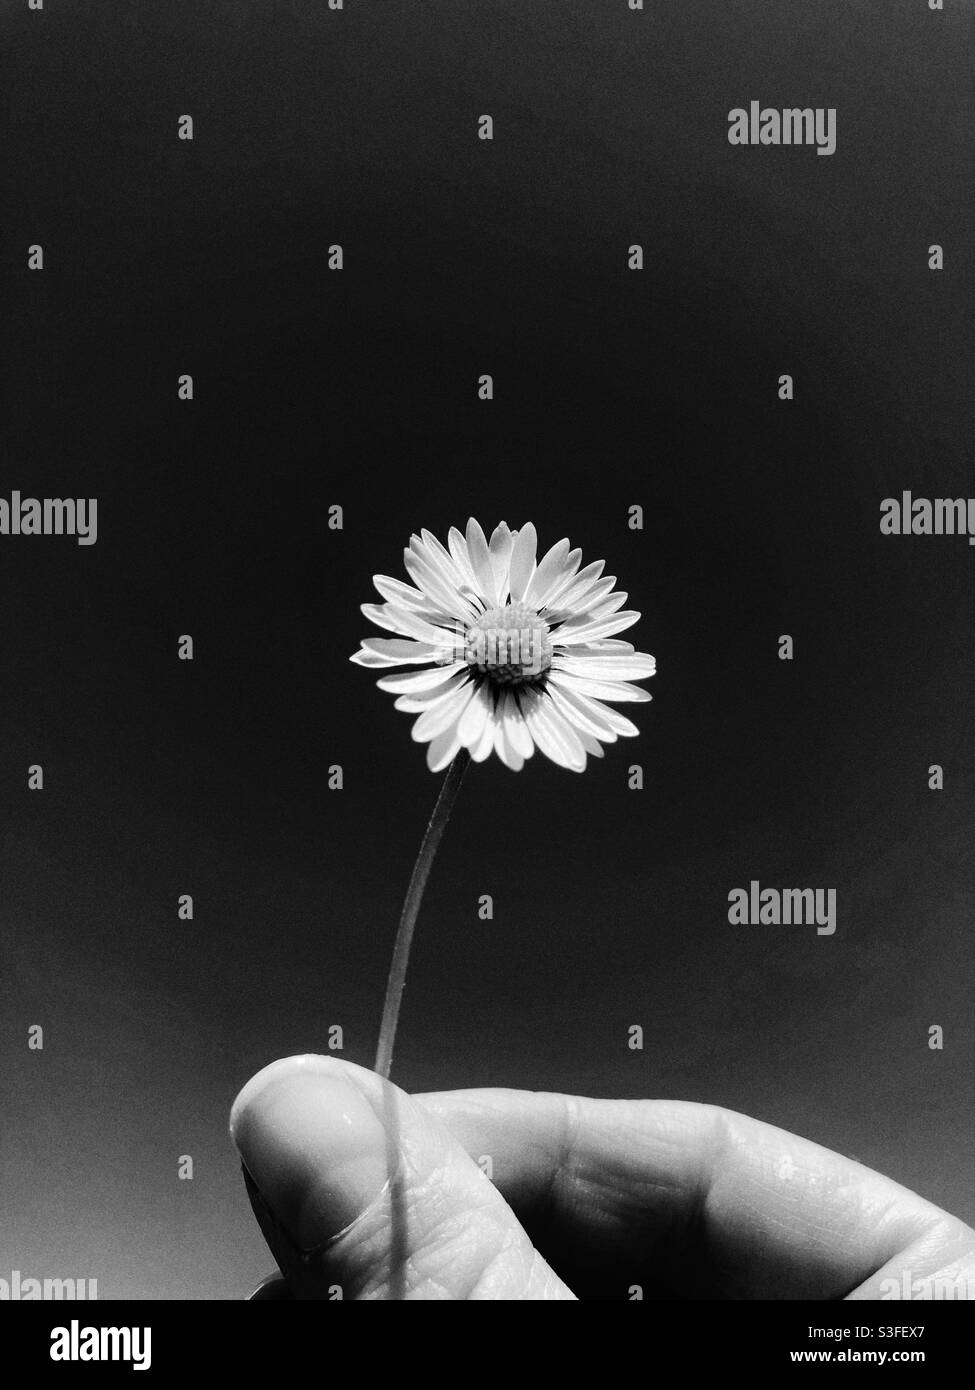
[546,679,618,742]
[564,689,640,737]
[577,732,605,758]
[404,548,476,621]
[393,670,469,711]
[488,522,515,598]
[538,547,582,609]
[371,576,454,622]
[553,651,656,681]
[361,602,460,647]
[411,679,478,742]
[493,702,526,770]
[548,575,616,622]
[579,591,629,621]
[372,574,441,614]
[465,518,498,606]
[508,523,537,601]
[447,527,476,584]
[494,727,525,772]
[419,529,470,592]
[350,647,398,668]
[554,610,642,645]
[552,559,605,611]
[361,602,426,637]
[525,539,571,609]
[360,638,448,666]
[457,681,493,748]
[471,712,497,762]
[376,661,467,693]
[553,672,653,703]
[541,700,589,772]
[545,564,603,619]
[520,688,587,771]
[427,727,462,772]
[372,569,433,603]
[501,689,534,759]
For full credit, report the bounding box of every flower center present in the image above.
[465,602,552,686]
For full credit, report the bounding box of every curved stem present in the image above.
[374,748,471,1080]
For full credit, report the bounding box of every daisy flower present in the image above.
[351,518,655,772]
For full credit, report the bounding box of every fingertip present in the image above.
[229,1054,383,1145]
[247,1271,294,1301]
[230,1054,392,1251]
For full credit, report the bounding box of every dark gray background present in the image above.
[2,0,973,1299]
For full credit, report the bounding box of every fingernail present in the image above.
[246,1270,294,1301]
[230,1056,390,1252]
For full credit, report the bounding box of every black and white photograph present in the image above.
[2,0,973,1358]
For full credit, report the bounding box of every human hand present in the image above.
[230,1054,975,1300]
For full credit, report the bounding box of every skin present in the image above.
[229,1054,975,1301]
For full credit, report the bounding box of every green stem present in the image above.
[374,748,471,1080]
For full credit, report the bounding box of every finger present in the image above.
[414,1088,975,1299]
[230,1056,576,1300]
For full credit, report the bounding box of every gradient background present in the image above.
[2,0,973,1300]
